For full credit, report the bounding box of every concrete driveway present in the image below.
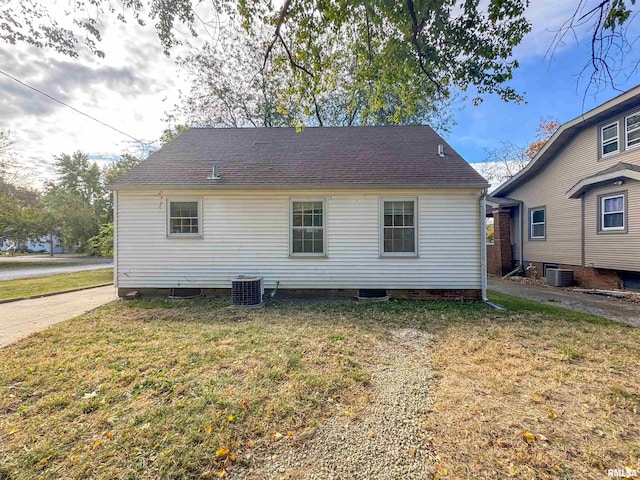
[0,285,116,348]
[489,277,640,327]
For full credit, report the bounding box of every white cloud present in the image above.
[514,1,613,61]
[0,4,191,183]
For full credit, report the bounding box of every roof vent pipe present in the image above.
[208,165,220,180]
[438,144,445,157]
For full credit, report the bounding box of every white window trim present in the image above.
[601,121,619,157]
[379,197,419,257]
[529,207,546,240]
[289,198,327,257]
[601,194,625,231]
[166,198,203,238]
[625,111,640,150]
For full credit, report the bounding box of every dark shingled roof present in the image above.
[110,126,488,190]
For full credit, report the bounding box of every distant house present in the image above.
[0,236,64,254]
[488,85,640,290]
[109,126,489,300]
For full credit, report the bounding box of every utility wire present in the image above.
[0,68,145,147]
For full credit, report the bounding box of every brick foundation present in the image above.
[117,287,482,301]
[526,262,623,289]
[390,289,482,301]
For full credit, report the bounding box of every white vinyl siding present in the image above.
[601,122,619,157]
[115,189,482,290]
[626,111,640,149]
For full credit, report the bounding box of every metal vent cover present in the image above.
[546,269,574,287]
[232,276,264,307]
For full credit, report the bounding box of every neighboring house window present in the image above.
[381,199,417,255]
[529,206,546,240]
[291,200,325,255]
[625,111,640,149]
[601,122,619,157]
[167,199,201,236]
[599,192,626,232]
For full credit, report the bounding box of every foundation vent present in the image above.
[546,269,574,287]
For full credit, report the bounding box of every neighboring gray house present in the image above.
[0,236,65,254]
[488,85,640,289]
[109,125,490,300]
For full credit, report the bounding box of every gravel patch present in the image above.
[235,328,436,479]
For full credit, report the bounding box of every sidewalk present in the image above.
[0,285,116,348]
[489,277,640,327]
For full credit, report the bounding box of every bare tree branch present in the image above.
[262,0,292,70]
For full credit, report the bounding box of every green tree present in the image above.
[102,153,141,221]
[159,125,190,145]
[88,222,114,257]
[0,184,48,250]
[42,188,99,252]
[52,151,103,206]
[172,23,455,129]
[4,2,638,97]
[1,1,531,106]
[86,153,142,256]
[44,151,106,251]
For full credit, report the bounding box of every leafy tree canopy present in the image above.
[2,0,534,107]
[170,22,457,129]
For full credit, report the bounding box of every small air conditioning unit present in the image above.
[232,276,264,307]
[546,269,574,287]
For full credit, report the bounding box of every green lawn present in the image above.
[0,268,113,301]
[0,294,637,479]
[0,261,97,271]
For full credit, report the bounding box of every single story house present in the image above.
[488,85,640,290]
[109,126,490,300]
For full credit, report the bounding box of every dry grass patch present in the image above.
[424,292,640,479]
[0,297,457,479]
[1,293,638,479]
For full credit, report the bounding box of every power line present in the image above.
[0,68,145,147]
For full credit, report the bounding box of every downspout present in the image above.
[518,199,524,266]
[480,189,488,302]
[482,190,505,310]
[113,190,118,294]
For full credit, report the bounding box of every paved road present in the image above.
[489,277,640,327]
[0,285,116,348]
[0,263,113,281]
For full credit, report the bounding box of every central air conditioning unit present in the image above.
[546,269,574,287]
[231,276,264,307]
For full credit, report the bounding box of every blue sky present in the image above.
[1,1,639,181]
[449,28,640,163]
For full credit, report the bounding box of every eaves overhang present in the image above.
[566,168,640,198]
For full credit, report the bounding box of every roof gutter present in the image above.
[108,182,490,192]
